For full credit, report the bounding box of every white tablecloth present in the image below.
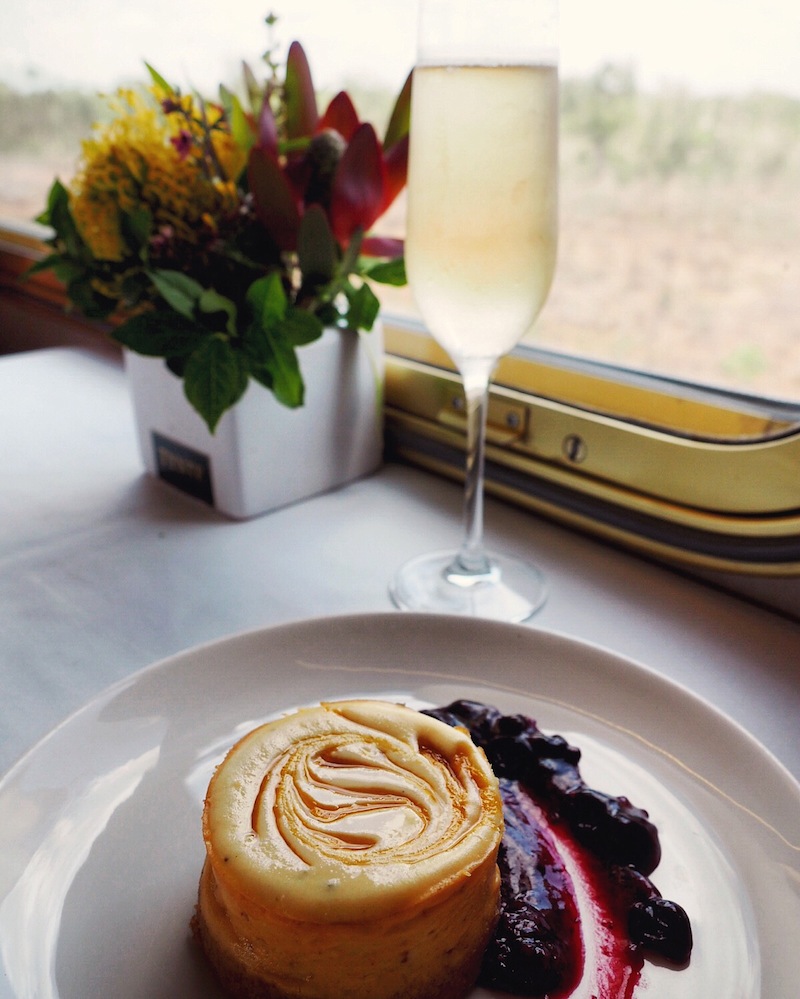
[2,347,799,781]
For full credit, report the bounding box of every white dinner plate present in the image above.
[0,613,798,998]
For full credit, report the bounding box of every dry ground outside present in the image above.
[537,174,799,401]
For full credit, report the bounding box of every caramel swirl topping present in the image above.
[204,700,503,922]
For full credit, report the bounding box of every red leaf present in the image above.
[283,155,312,206]
[361,235,405,258]
[247,147,301,251]
[285,41,319,140]
[329,124,386,245]
[382,133,409,212]
[319,91,361,142]
[257,94,279,157]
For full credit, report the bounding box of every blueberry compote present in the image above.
[424,700,693,997]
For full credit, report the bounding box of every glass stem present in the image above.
[448,358,497,581]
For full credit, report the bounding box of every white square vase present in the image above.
[124,325,384,519]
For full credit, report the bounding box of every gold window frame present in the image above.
[383,323,800,577]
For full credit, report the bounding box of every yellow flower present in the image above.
[211,131,248,186]
[68,89,240,263]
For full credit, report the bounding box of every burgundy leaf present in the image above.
[382,133,409,213]
[361,235,404,259]
[247,147,301,251]
[319,91,361,142]
[282,153,313,207]
[329,123,385,245]
[257,94,279,157]
[285,41,319,140]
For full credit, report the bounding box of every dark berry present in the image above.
[426,699,693,991]
[629,898,693,965]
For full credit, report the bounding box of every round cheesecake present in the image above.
[193,699,504,999]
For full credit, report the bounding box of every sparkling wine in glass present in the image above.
[390,0,558,621]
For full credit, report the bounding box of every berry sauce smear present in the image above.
[424,700,693,997]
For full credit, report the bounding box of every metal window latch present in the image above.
[439,394,529,446]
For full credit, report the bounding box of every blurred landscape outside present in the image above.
[1,62,798,403]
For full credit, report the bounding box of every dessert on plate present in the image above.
[193,699,504,999]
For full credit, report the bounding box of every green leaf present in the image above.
[263,338,304,408]
[339,227,363,278]
[199,288,238,334]
[245,320,304,408]
[282,308,324,347]
[119,270,153,309]
[35,178,65,228]
[297,204,338,284]
[343,281,380,332]
[112,310,204,357]
[241,60,262,114]
[361,256,407,287]
[39,180,88,261]
[183,335,249,432]
[242,273,306,405]
[225,89,256,159]
[279,136,310,157]
[246,272,287,328]
[148,269,205,319]
[121,207,153,255]
[145,62,173,95]
[384,72,412,150]
[65,277,117,319]
[241,287,307,408]
[24,252,83,284]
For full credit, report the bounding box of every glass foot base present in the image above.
[390,549,547,622]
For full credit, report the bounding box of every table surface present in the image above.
[2,347,799,784]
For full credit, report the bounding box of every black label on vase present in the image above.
[152,432,214,506]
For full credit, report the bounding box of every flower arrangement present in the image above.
[32,22,410,431]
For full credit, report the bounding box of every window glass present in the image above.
[1,0,797,402]
[543,1,800,404]
[0,1,416,225]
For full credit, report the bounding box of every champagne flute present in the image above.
[390,0,559,621]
